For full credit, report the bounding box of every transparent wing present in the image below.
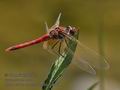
[44,22,49,33]
[71,40,110,74]
[65,41,109,74]
[43,38,67,56]
[72,58,96,74]
[43,39,59,55]
[43,13,62,51]
[51,13,61,29]
[44,13,61,34]
[66,46,97,75]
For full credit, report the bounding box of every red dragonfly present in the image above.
[6,13,109,74]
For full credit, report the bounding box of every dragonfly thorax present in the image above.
[49,27,65,39]
[49,26,77,40]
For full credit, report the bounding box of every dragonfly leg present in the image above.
[51,40,59,49]
[53,50,61,57]
[50,40,64,57]
[58,41,65,57]
[58,41,62,54]
[64,38,69,48]
[64,38,71,53]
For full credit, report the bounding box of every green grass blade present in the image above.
[42,31,79,90]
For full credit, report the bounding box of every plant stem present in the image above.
[96,0,106,90]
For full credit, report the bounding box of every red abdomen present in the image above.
[6,34,50,52]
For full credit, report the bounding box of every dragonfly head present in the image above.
[65,26,77,36]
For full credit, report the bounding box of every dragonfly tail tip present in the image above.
[5,46,16,52]
[5,48,10,52]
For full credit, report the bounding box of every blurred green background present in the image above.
[0,0,120,90]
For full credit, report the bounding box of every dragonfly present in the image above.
[5,13,109,74]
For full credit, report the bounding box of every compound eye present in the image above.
[66,26,72,30]
[70,30,75,35]
[66,26,72,33]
